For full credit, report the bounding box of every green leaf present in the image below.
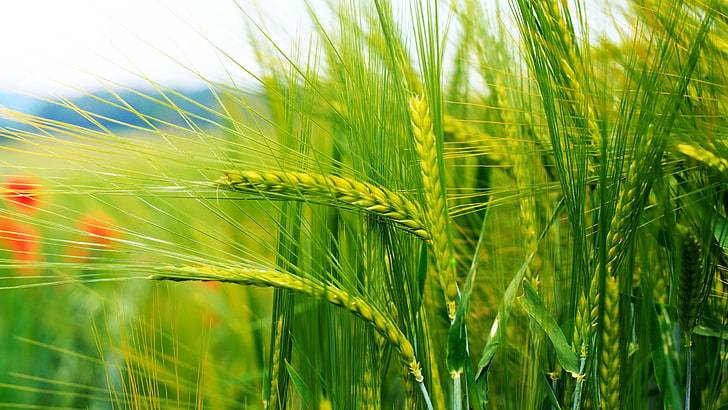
[285,360,313,406]
[475,198,564,381]
[694,321,728,340]
[643,286,683,410]
[518,281,579,375]
[474,252,531,380]
[447,206,490,375]
[711,209,728,251]
[541,372,562,410]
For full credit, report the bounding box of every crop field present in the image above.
[0,0,726,409]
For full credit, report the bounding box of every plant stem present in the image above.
[419,381,434,410]
[571,357,586,410]
[452,374,462,410]
[685,344,693,410]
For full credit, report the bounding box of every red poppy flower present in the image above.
[4,176,41,212]
[66,213,121,263]
[79,213,120,247]
[0,218,41,275]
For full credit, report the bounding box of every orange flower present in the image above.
[66,213,121,263]
[79,213,119,246]
[0,217,41,275]
[3,176,41,212]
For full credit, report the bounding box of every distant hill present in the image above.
[0,87,268,135]
[0,92,38,115]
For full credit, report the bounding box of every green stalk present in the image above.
[419,382,434,410]
[452,375,462,410]
[571,357,587,410]
[685,345,693,410]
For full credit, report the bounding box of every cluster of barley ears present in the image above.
[0,0,726,409]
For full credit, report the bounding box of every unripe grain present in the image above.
[678,229,704,346]
[676,143,728,175]
[218,170,429,240]
[598,275,620,410]
[151,266,424,382]
[409,95,458,320]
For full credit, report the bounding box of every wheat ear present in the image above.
[572,292,590,359]
[598,275,620,410]
[675,143,728,175]
[603,131,663,280]
[678,229,704,346]
[361,368,376,410]
[604,161,644,276]
[401,363,417,410]
[151,266,424,383]
[217,170,429,240]
[409,95,458,320]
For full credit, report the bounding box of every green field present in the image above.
[1,0,727,409]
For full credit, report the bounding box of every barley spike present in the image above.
[218,170,429,240]
[678,228,704,346]
[409,95,458,320]
[676,143,728,175]
[598,275,620,410]
[151,265,424,382]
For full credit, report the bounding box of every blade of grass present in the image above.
[519,281,580,376]
[476,198,565,381]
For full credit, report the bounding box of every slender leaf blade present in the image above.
[519,281,579,375]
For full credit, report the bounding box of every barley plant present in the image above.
[0,0,727,409]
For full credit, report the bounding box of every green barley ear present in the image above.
[572,291,590,358]
[151,266,424,384]
[587,267,601,346]
[360,368,376,410]
[598,275,620,410]
[218,170,429,239]
[408,94,458,320]
[675,143,728,176]
[401,363,417,408]
[677,227,705,346]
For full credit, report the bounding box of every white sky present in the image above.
[0,0,330,96]
[0,0,621,97]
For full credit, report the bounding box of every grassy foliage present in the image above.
[0,0,726,408]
